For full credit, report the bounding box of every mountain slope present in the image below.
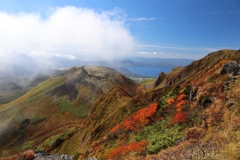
[76,49,240,160]
[0,66,140,157]
[1,49,240,160]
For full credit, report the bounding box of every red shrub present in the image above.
[110,103,159,134]
[177,94,187,102]
[167,94,188,125]
[107,141,147,159]
[172,111,186,124]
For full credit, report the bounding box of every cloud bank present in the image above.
[0,6,134,68]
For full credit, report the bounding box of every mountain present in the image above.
[77,49,240,159]
[55,58,193,70]
[0,49,240,160]
[52,57,194,77]
[0,66,141,157]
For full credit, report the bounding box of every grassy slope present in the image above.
[0,76,77,156]
[0,66,141,157]
[76,49,240,160]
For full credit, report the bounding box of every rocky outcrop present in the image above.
[162,50,237,87]
[153,72,165,88]
[46,66,139,102]
[220,61,240,76]
[34,154,72,160]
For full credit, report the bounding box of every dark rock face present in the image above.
[220,61,240,76]
[153,72,165,88]
[20,119,31,130]
[10,119,31,147]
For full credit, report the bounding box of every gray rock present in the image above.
[34,150,72,160]
[220,61,240,76]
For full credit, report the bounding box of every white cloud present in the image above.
[138,51,159,55]
[129,17,155,21]
[29,51,77,60]
[138,51,151,54]
[0,6,134,66]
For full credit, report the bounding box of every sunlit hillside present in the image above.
[0,49,239,160]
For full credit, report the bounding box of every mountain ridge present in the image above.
[0,49,240,160]
[0,66,141,158]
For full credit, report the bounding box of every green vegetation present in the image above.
[21,140,34,151]
[21,77,65,104]
[135,121,183,154]
[37,127,77,151]
[53,97,90,118]
[140,78,155,84]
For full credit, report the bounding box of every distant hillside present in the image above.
[55,57,193,77]
[0,67,65,104]
[0,57,193,104]
[124,57,193,69]
[0,66,141,157]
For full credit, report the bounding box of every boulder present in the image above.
[220,61,240,76]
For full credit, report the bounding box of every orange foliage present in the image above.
[122,118,135,131]
[168,94,187,125]
[107,141,147,159]
[172,111,186,124]
[110,103,159,134]
[132,103,158,126]
[110,124,122,133]
[177,94,187,102]
[217,59,232,68]
[176,100,187,110]
[167,98,175,106]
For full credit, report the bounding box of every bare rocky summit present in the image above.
[46,66,139,102]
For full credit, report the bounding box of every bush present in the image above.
[135,121,183,154]
[107,141,147,159]
[21,140,34,151]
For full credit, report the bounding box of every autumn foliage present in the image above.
[167,94,187,125]
[107,141,147,159]
[192,59,233,86]
[167,98,175,106]
[217,59,232,68]
[172,112,186,124]
[110,103,159,133]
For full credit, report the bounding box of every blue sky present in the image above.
[0,0,239,61]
